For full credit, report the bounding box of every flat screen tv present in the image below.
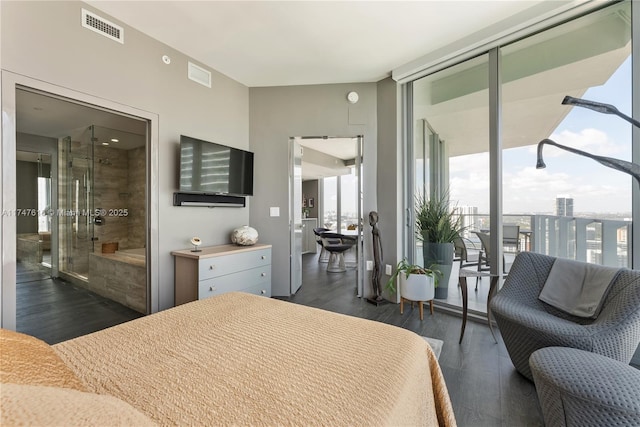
[179,135,254,196]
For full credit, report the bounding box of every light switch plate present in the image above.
[385,264,392,275]
[270,207,280,217]
[366,260,373,271]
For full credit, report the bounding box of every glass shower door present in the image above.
[61,128,94,280]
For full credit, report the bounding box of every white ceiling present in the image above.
[298,137,358,180]
[86,0,548,87]
[17,89,147,149]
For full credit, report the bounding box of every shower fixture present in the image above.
[98,158,112,165]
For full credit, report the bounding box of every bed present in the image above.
[1,292,456,426]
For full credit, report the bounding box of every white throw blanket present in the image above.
[539,258,621,318]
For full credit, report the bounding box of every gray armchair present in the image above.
[490,252,640,380]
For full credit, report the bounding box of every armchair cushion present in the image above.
[539,257,620,318]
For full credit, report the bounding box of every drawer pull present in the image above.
[261,290,266,295]
[209,286,216,292]
[209,265,214,270]
[261,272,267,277]
[261,255,266,260]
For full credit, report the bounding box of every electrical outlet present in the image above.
[385,264,392,275]
[366,260,373,271]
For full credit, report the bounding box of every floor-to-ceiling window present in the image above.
[502,1,632,268]
[405,0,635,314]
[323,176,337,230]
[339,168,359,232]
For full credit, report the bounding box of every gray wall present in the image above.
[302,180,318,219]
[1,1,249,310]
[15,161,38,234]
[249,84,378,297]
[376,77,402,301]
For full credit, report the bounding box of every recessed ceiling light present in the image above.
[102,142,110,146]
[110,138,119,143]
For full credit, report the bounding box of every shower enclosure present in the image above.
[59,130,93,280]
[57,124,148,313]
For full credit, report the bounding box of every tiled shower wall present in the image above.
[127,146,146,249]
[93,145,146,251]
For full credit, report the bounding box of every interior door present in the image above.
[355,135,363,297]
[289,138,303,294]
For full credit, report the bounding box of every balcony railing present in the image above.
[458,214,632,268]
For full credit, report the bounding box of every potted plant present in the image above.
[386,259,441,320]
[415,191,465,299]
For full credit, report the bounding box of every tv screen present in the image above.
[179,135,254,196]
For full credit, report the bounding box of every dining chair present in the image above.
[320,232,357,273]
[313,227,333,263]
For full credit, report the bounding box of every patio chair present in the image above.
[453,236,480,269]
[473,231,509,291]
[503,224,521,253]
[454,235,481,287]
[491,251,640,381]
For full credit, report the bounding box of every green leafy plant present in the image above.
[415,191,466,243]
[385,258,441,294]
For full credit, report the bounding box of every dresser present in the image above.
[171,243,272,306]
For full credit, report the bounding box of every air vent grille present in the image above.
[82,9,124,44]
[188,62,212,88]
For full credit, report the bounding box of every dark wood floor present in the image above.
[16,262,143,344]
[15,256,542,426]
[275,253,543,427]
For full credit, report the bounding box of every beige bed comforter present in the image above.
[53,292,456,426]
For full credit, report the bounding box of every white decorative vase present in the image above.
[399,272,435,302]
[231,225,259,246]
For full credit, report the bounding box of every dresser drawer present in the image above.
[198,265,271,299]
[239,283,271,298]
[199,248,270,281]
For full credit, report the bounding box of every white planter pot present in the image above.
[399,272,435,302]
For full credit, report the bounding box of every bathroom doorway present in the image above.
[14,87,149,342]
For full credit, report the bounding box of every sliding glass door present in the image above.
[410,54,490,310]
[406,0,636,314]
[501,1,632,267]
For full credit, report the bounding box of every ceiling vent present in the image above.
[81,9,124,44]
[188,62,212,88]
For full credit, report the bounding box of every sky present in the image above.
[450,56,633,216]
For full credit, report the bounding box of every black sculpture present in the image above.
[367,211,385,304]
[562,96,640,128]
[536,96,640,186]
[536,139,640,186]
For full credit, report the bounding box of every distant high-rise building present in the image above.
[556,196,574,217]
[455,205,479,237]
